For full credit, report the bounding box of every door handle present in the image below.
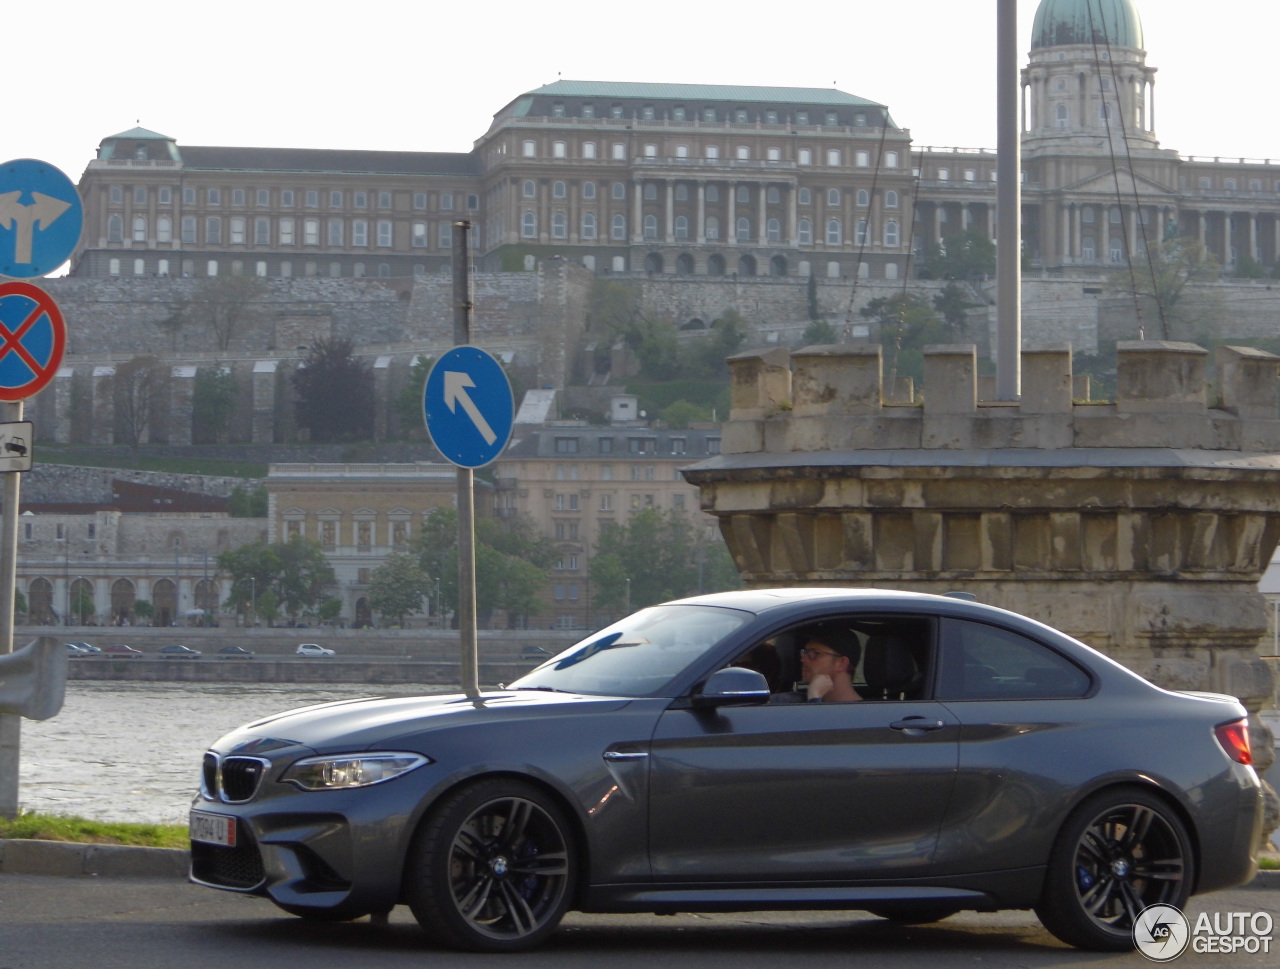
[603,750,648,761]
[890,717,946,732]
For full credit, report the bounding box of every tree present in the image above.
[186,274,266,351]
[393,355,434,434]
[292,337,376,442]
[860,293,952,385]
[318,597,344,623]
[193,365,237,444]
[682,310,746,377]
[802,319,838,345]
[368,553,429,626]
[1235,254,1266,279]
[132,599,154,622]
[590,509,740,618]
[1107,237,1222,340]
[114,355,162,449]
[918,229,997,281]
[14,589,27,617]
[257,589,279,626]
[218,536,334,620]
[660,400,709,429]
[228,484,268,518]
[932,283,980,335]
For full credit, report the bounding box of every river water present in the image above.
[18,681,453,825]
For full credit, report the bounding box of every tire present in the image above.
[405,779,576,952]
[1034,787,1193,951]
[867,906,959,925]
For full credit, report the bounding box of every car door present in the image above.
[647,619,960,883]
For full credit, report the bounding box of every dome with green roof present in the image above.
[1031,0,1143,50]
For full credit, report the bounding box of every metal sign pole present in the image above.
[0,399,24,816]
[452,221,479,699]
[995,0,1022,401]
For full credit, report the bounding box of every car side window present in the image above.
[936,619,1091,700]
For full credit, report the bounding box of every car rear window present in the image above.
[936,619,1091,700]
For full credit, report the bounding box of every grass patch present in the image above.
[1260,856,1279,870]
[0,811,187,849]
[38,446,267,480]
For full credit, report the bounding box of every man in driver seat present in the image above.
[767,625,861,703]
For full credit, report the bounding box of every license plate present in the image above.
[189,810,237,847]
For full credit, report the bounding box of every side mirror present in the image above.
[692,667,770,708]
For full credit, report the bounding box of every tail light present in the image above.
[1214,719,1253,766]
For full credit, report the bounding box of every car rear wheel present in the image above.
[405,779,576,952]
[1035,787,1193,951]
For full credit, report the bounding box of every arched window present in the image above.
[767,218,781,243]
[855,220,869,245]
[1056,104,1069,128]
[107,215,123,242]
[736,216,750,240]
[644,183,657,201]
[766,187,780,204]
[798,187,811,205]
[206,217,222,244]
[676,253,694,274]
[552,212,567,238]
[1110,239,1124,262]
[885,191,899,208]
[884,220,900,246]
[827,188,840,206]
[857,189,870,207]
[643,215,658,240]
[706,216,720,241]
[675,215,689,240]
[582,212,597,239]
[770,255,787,276]
[611,214,627,240]
[612,182,626,200]
[156,217,172,243]
[521,211,536,238]
[1082,238,1096,261]
[798,218,813,245]
[583,182,597,200]
[523,180,536,199]
[738,254,757,275]
[707,254,726,276]
[644,252,663,273]
[736,185,750,203]
[132,215,147,242]
[553,181,567,199]
[826,219,842,245]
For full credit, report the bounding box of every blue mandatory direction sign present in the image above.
[424,346,514,468]
[0,159,84,279]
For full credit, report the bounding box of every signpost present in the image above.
[0,157,77,817]
[422,222,513,699]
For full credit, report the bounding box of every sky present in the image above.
[5,0,1277,194]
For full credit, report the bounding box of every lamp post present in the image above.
[625,576,631,615]
[250,575,256,628]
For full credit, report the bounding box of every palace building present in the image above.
[71,2,1269,286]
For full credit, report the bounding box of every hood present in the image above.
[213,689,632,754]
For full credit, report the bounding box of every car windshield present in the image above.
[508,604,753,698]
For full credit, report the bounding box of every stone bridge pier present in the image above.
[684,340,1280,845]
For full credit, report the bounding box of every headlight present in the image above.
[281,752,431,791]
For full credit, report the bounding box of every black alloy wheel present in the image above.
[406,779,576,952]
[1035,787,1193,951]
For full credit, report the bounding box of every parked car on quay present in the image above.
[217,646,255,659]
[70,641,100,654]
[295,643,335,657]
[158,644,202,659]
[64,643,90,657]
[190,589,1263,954]
[101,645,143,658]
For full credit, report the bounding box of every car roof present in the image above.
[671,587,986,615]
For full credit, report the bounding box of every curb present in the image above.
[0,839,189,879]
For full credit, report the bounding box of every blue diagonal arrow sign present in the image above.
[424,346,514,468]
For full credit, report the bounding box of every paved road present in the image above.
[0,874,1275,969]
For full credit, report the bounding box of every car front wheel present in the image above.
[405,779,576,952]
[1035,787,1193,951]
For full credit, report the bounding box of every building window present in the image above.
[798,218,813,245]
[378,192,391,209]
[305,190,319,208]
[826,219,842,245]
[644,183,658,201]
[180,216,196,244]
[705,216,719,241]
[522,140,536,158]
[884,220,900,246]
[611,142,626,160]
[827,149,841,167]
[304,219,319,245]
[352,220,369,247]
[180,186,195,205]
[611,214,626,240]
[644,144,657,158]
[552,212,567,238]
[827,188,840,207]
[885,151,899,168]
[708,438,721,454]
[736,185,750,203]
[643,215,658,240]
[327,219,343,246]
[599,438,614,454]
[855,220,869,245]
[611,182,626,200]
[767,147,781,161]
[736,145,749,160]
[675,215,689,240]
[766,218,781,242]
[885,190,899,208]
[582,104,595,118]
[599,493,613,511]
[706,185,719,203]
[106,214,123,242]
[855,150,870,168]
[440,193,454,211]
[552,181,566,199]
[439,222,452,247]
[254,217,269,244]
[410,222,425,247]
[523,180,536,199]
[938,168,950,181]
[232,188,245,206]
[231,217,247,244]
[377,220,393,246]
[736,217,750,240]
[156,216,172,242]
[582,212,597,239]
[705,145,720,159]
[279,218,295,245]
[583,141,597,159]
[857,189,870,207]
[552,102,565,118]
[131,215,147,242]
[523,211,537,238]
[798,148,812,166]
[206,217,222,244]
[157,186,172,205]
[208,188,221,205]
